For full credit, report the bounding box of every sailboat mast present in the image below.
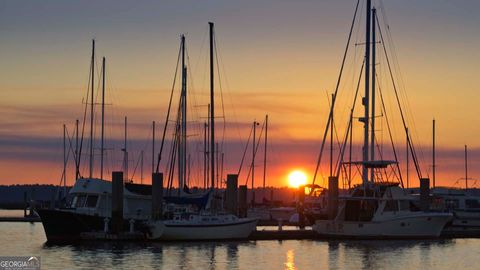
[204,121,207,189]
[75,119,79,180]
[100,57,105,180]
[252,121,257,190]
[209,22,215,190]
[141,150,144,184]
[406,127,410,188]
[362,0,371,185]
[178,35,187,190]
[89,39,95,179]
[123,116,128,181]
[152,121,155,174]
[330,94,334,176]
[263,114,268,190]
[432,119,436,188]
[465,145,468,190]
[63,124,67,192]
[370,8,376,182]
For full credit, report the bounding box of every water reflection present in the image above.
[285,249,295,270]
[4,222,469,270]
[336,239,455,269]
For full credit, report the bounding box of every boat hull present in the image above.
[38,209,105,242]
[148,218,258,241]
[38,209,147,243]
[313,213,452,239]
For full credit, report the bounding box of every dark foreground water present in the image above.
[0,222,478,269]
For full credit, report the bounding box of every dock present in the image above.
[0,216,40,222]
[77,228,317,241]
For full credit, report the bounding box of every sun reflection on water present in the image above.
[285,249,296,270]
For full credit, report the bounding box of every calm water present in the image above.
[0,206,480,270]
[0,222,478,269]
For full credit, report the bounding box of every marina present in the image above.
[1,0,480,269]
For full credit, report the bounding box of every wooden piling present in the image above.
[328,176,339,219]
[420,178,430,211]
[225,174,238,215]
[238,185,247,218]
[298,185,305,229]
[152,173,163,220]
[112,171,124,233]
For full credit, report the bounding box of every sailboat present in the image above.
[311,0,452,239]
[38,42,154,242]
[147,23,257,240]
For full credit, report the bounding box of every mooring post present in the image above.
[23,191,27,217]
[420,178,430,211]
[152,172,164,220]
[298,185,305,229]
[328,176,339,220]
[226,174,238,215]
[238,185,247,218]
[112,171,124,234]
[50,187,55,210]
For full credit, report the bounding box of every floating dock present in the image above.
[0,216,40,222]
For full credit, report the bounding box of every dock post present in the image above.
[328,176,339,220]
[420,178,430,211]
[50,186,56,209]
[23,191,27,217]
[152,173,164,220]
[298,185,305,229]
[225,174,238,214]
[112,171,124,234]
[238,185,247,218]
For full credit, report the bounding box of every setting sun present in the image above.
[287,170,308,188]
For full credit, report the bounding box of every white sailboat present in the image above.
[147,23,257,240]
[312,0,452,239]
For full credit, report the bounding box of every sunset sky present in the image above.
[1,0,480,188]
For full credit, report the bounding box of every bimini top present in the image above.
[343,160,397,169]
[164,190,211,209]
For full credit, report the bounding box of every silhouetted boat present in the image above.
[311,0,452,239]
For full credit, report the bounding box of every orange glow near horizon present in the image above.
[1,2,480,189]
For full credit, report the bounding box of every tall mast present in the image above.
[432,119,436,188]
[330,94,334,176]
[152,121,155,174]
[100,57,105,180]
[209,22,215,190]
[370,8,376,182]
[178,35,187,190]
[406,127,409,188]
[362,0,371,185]
[63,124,67,193]
[141,150,144,184]
[465,145,468,190]
[123,116,128,181]
[89,39,95,179]
[204,121,207,189]
[216,142,219,188]
[252,121,258,206]
[75,119,79,180]
[263,114,268,190]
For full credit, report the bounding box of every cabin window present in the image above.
[466,199,480,209]
[86,195,98,208]
[75,195,87,208]
[384,200,399,212]
[445,199,460,209]
[345,200,377,222]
